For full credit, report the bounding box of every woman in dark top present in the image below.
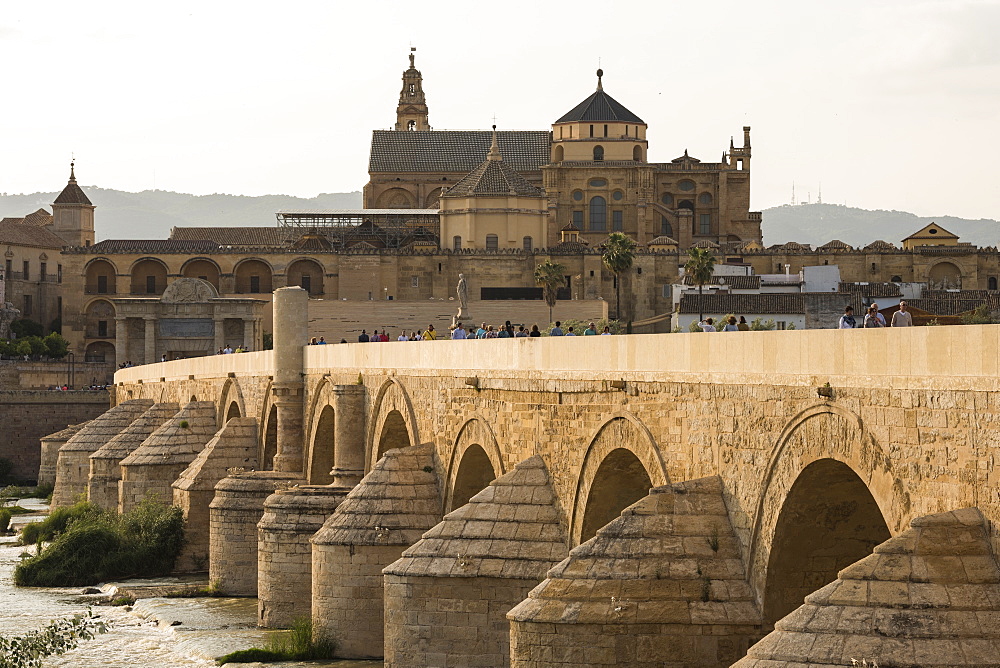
[529,324,541,337]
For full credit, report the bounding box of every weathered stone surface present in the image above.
[87,402,178,510]
[735,507,1000,667]
[118,400,217,512]
[312,443,442,659]
[209,471,301,596]
[258,484,343,628]
[38,421,89,488]
[384,455,567,668]
[52,398,152,508]
[173,417,258,572]
[508,476,762,668]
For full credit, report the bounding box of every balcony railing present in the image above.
[85,285,117,295]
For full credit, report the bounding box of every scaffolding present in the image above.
[276,209,440,249]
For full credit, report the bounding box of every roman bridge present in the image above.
[51,287,1000,667]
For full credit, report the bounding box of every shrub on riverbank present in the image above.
[13,499,184,587]
[215,617,335,665]
[19,501,102,547]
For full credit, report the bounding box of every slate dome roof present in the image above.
[555,70,645,124]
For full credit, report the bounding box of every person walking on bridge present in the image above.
[891,301,913,327]
[422,324,437,340]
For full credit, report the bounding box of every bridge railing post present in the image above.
[270,286,308,474]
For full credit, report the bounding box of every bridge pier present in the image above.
[173,417,259,572]
[311,443,442,659]
[87,402,178,511]
[209,471,303,596]
[270,286,308,475]
[508,477,763,668]
[38,422,89,489]
[117,400,217,513]
[51,399,152,508]
[329,384,366,489]
[383,455,567,668]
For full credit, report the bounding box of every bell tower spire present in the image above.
[395,47,430,131]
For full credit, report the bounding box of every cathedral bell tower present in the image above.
[395,47,430,131]
[51,161,95,247]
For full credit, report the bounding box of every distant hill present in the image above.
[0,188,363,241]
[1,189,997,249]
[761,203,1000,249]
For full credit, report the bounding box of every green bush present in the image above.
[216,617,335,665]
[14,499,184,587]
[43,332,69,359]
[962,304,995,325]
[0,610,106,667]
[10,319,43,338]
[0,508,11,533]
[19,500,102,547]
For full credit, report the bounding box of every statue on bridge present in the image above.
[454,273,470,326]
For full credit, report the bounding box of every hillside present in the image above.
[1,189,997,248]
[761,203,1000,248]
[0,188,363,241]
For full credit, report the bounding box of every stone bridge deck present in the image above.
[65,290,1000,666]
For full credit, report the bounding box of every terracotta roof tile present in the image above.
[838,282,903,297]
[0,222,67,248]
[863,239,898,251]
[679,293,805,315]
[88,239,220,253]
[170,226,295,247]
[683,274,762,290]
[369,130,551,173]
[443,157,543,197]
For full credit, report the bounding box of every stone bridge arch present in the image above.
[570,412,668,546]
[366,378,419,471]
[303,378,337,485]
[445,415,504,512]
[747,403,908,627]
[258,380,278,471]
[218,377,246,426]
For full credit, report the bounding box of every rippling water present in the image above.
[1,501,380,667]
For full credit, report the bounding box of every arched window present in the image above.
[407,119,416,131]
[661,193,673,207]
[589,196,607,231]
[633,145,642,161]
[523,236,533,251]
[991,276,998,291]
[891,275,902,283]
[486,234,499,250]
[660,216,673,237]
[408,83,415,94]
[453,236,462,251]
[699,192,713,205]
[553,145,564,162]
[593,145,604,161]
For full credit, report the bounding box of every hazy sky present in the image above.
[3,0,999,220]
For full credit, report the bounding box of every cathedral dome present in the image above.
[555,69,644,124]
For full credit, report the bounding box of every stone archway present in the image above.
[762,458,890,628]
[445,416,504,512]
[366,379,419,471]
[308,405,335,485]
[218,378,246,427]
[747,404,907,611]
[570,413,668,546]
[225,401,241,422]
[261,403,278,471]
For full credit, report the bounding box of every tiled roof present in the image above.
[863,239,897,251]
[555,88,644,124]
[679,293,805,315]
[690,239,719,248]
[922,289,997,299]
[683,274,762,290]
[0,222,67,248]
[768,241,811,251]
[53,173,92,205]
[369,130,551,173]
[838,281,902,297]
[170,227,295,247]
[442,156,544,197]
[648,236,678,246]
[88,239,220,254]
[908,294,1000,316]
[23,209,53,226]
[818,239,852,250]
[290,232,333,251]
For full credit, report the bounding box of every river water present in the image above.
[1,500,380,667]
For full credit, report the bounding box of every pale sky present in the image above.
[3,0,1000,221]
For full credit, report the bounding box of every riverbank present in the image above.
[1,500,380,667]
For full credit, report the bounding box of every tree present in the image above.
[44,332,69,359]
[684,247,716,321]
[533,260,566,324]
[602,232,637,321]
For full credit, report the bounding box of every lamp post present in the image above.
[66,351,75,390]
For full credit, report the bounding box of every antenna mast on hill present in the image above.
[791,182,796,206]
[818,183,823,204]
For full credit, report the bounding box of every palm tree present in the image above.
[684,246,716,322]
[534,260,565,324]
[602,232,637,321]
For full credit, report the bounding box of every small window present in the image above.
[523,236,533,251]
[300,274,312,293]
[250,275,261,293]
[23,295,31,316]
[408,83,415,93]
[589,124,594,138]
[661,193,673,206]
[699,214,711,234]
[589,196,607,232]
[633,145,642,161]
[660,217,673,237]
[593,145,604,161]
[572,211,584,227]
[612,190,623,201]
[486,234,499,250]
[407,119,416,131]
[411,276,419,288]
[57,264,63,282]
[637,267,642,275]
[679,180,696,192]
[612,210,623,231]
[97,275,108,293]
[891,275,902,283]
[98,320,108,337]
[588,179,607,188]
[589,270,595,277]
[40,262,47,280]
[603,124,608,137]
[572,190,583,202]
[990,276,998,291]
[22,261,29,280]
[698,193,713,205]
[146,275,156,294]
[453,236,462,251]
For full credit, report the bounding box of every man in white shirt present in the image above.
[891,301,913,327]
[699,318,716,332]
